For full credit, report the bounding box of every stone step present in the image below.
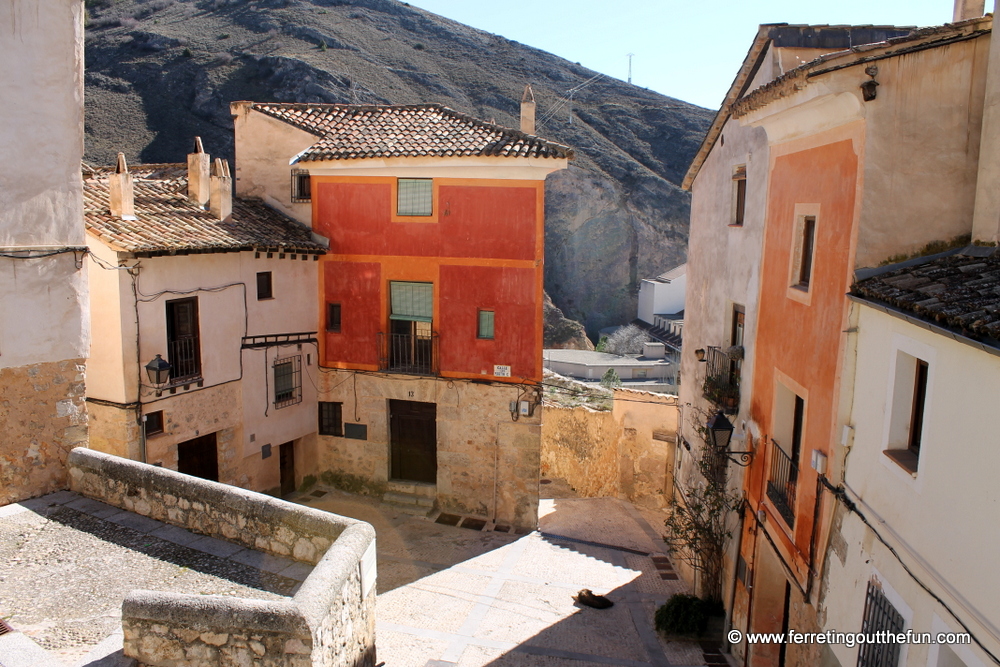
[386,481,436,498]
[0,632,68,667]
[383,491,435,508]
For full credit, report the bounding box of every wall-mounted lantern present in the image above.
[145,354,171,396]
[707,411,754,467]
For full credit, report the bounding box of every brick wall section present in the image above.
[0,359,88,505]
[67,448,377,667]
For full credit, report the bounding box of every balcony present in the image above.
[167,336,200,382]
[378,331,439,376]
[766,440,798,528]
[702,345,741,414]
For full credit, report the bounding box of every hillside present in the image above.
[82,0,713,337]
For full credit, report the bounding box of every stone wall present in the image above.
[307,371,542,530]
[540,388,678,508]
[0,359,88,505]
[67,448,376,667]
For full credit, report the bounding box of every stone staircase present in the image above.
[381,481,436,517]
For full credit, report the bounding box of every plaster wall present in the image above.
[543,358,671,381]
[637,271,686,323]
[820,304,1000,665]
[306,370,541,529]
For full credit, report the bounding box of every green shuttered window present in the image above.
[397,178,433,216]
[478,310,495,339]
[390,282,433,322]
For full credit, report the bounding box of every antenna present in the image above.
[627,53,635,84]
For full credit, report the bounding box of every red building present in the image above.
[232,97,571,529]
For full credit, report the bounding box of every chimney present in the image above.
[209,158,232,221]
[109,152,135,219]
[953,0,986,21]
[520,84,536,135]
[188,137,211,207]
[643,342,666,359]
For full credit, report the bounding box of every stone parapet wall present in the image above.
[67,448,376,667]
[0,359,88,506]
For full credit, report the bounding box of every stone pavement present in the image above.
[293,489,717,667]
[0,491,304,666]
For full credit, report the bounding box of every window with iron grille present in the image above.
[273,355,302,408]
[397,178,433,216]
[857,581,904,667]
[478,309,495,339]
[319,401,343,436]
[166,297,201,381]
[291,169,311,203]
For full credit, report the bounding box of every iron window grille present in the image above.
[397,178,433,216]
[273,355,302,408]
[319,401,343,436]
[166,297,201,382]
[291,169,311,203]
[766,439,799,529]
[857,581,904,667]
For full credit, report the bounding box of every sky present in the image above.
[404,1,963,109]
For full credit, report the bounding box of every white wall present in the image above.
[0,0,89,368]
[637,270,686,324]
[822,303,1000,666]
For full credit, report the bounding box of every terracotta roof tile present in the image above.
[250,103,574,162]
[83,164,324,255]
[852,248,1000,343]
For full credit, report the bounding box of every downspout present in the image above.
[725,496,746,655]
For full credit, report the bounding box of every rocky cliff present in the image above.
[83,0,712,337]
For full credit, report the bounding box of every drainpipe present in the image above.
[725,497,746,655]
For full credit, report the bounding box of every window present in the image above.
[732,164,747,226]
[319,402,343,436]
[885,352,929,474]
[273,355,302,408]
[327,303,342,332]
[166,297,200,381]
[635,369,648,378]
[729,305,745,388]
[291,169,311,203]
[768,384,804,528]
[256,271,273,300]
[386,282,434,374]
[145,410,164,436]
[794,216,817,288]
[478,309,495,339]
[397,178,433,216]
[857,581,904,667]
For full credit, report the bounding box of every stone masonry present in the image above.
[67,448,377,667]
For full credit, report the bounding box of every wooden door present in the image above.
[279,441,296,497]
[389,400,437,484]
[177,432,218,482]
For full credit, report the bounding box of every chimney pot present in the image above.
[109,152,135,219]
[188,136,211,207]
[520,84,536,135]
[210,157,233,221]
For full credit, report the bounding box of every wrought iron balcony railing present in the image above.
[766,439,798,528]
[167,337,201,382]
[702,345,741,414]
[378,332,439,376]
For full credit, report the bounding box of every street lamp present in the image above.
[706,411,753,466]
[145,354,171,396]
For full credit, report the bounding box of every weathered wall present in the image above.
[68,448,377,667]
[305,371,542,529]
[0,359,88,505]
[540,389,678,508]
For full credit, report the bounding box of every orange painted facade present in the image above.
[739,125,864,665]
[314,176,545,382]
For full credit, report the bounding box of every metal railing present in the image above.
[702,345,741,414]
[766,439,798,528]
[378,332,438,375]
[167,337,200,381]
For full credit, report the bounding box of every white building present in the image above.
[820,248,1000,667]
[0,0,90,505]
[544,343,674,391]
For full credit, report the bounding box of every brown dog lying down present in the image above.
[574,589,614,609]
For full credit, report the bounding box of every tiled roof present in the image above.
[249,103,574,162]
[852,247,1000,343]
[83,164,325,255]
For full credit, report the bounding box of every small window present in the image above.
[256,271,273,300]
[795,216,816,288]
[291,169,311,203]
[885,352,929,474]
[273,355,302,408]
[857,581,904,667]
[327,303,342,332]
[397,178,433,216]
[319,401,343,436]
[635,369,648,378]
[732,165,747,226]
[478,309,495,339]
[145,410,164,436]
